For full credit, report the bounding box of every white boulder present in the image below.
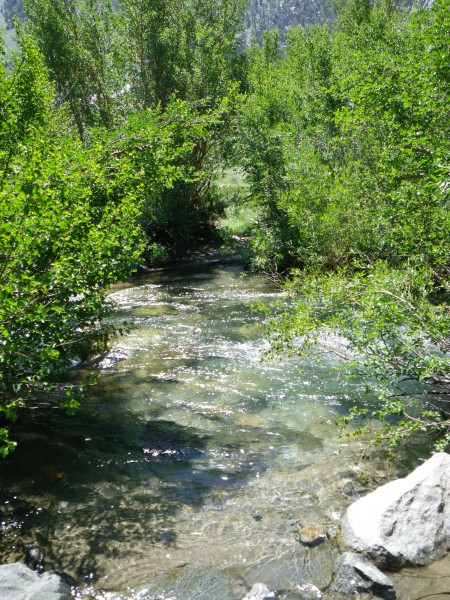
[0,563,72,600]
[342,452,450,566]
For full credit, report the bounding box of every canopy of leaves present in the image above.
[23,0,246,252]
[237,0,449,450]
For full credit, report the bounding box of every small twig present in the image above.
[373,288,417,311]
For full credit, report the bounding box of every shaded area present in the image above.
[0,398,213,580]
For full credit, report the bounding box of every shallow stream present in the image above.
[0,264,406,599]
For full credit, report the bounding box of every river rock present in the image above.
[245,542,338,591]
[299,524,327,547]
[342,452,450,567]
[242,582,277,599]
[23,540,45,572]
[330,552,395,598]
[0,563,72,599]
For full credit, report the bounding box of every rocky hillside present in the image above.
[0,0,18,60]
[0,0,24,30]
[245,0,332,41]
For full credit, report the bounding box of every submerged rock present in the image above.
[245,541,339,592]
[136,567,247,600]
[330,552,395,598]
[285,582,323,599]
[23,540,45,573]
[299,524,327,547]
[0,562,72,600]
[342,452,450,567]
[242,582,277,599]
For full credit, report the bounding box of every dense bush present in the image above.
[0,34,227,454]
[238,0,449,449]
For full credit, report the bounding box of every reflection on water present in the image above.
[0,266,390,599]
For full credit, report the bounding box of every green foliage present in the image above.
[0,30,53,167]
[0,33,226,455]
[24,0,247,253]
[25,0,125,137]
[265,264,449,448]
[127,94,238,253]
[24,0,246,122]
[120,0,247,107]
[239,0,449,449]
[119,0,247,249]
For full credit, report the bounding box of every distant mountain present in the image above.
[0,0,19,59]
[0,0,24,30]
[244,0,332,41]
[0,0,331,44]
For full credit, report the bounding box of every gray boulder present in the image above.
[0,563,72,600]
[342,452,450,567]
[330,552,395,598]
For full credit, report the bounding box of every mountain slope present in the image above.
[245,0,332,40]
[1,0,24,30]
[0,0,18,59]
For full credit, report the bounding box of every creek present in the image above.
[0,263,407,599]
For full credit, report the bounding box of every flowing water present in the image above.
[0,264,403,599]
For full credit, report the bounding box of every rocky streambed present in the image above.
[2,452,449,599]
[0,263,448,599]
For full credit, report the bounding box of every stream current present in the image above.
[0,264,400,599]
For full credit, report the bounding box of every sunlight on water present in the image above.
[0,265,394,599]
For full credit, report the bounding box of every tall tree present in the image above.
[25,0,125,137]
[25,0,246,127]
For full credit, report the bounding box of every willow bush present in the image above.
[238,0,449,450]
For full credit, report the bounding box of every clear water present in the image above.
[0,265,395,599]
